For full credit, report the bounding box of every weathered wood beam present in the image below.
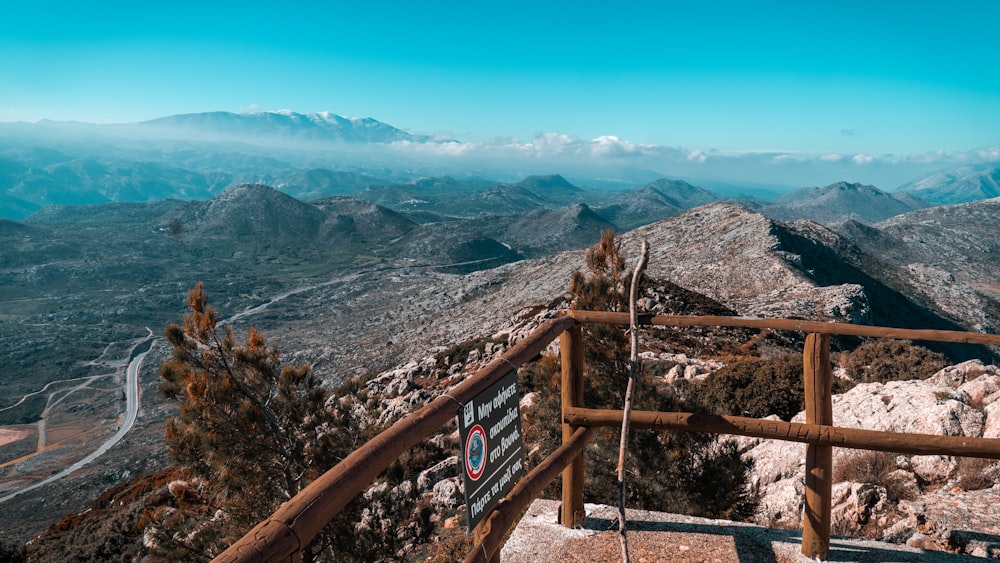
[563,407,1000,458]
[802,333,833,560]
[565,310,1000,346]
[559,325,586,528]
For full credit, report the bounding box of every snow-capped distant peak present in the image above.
[138,110,430,144]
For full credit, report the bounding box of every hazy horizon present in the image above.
[3,1,999,189]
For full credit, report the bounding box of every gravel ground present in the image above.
[501,500,989,562]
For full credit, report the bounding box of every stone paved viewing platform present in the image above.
[502,499,989,562]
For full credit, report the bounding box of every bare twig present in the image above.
[616,239,649,563]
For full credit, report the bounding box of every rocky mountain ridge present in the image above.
[834,198,1000,335]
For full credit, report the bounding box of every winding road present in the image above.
[0,329,154,503]
[1,255,500,503]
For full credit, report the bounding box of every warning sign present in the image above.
[458,369,525,531]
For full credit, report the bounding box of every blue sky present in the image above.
[3,1,999,164]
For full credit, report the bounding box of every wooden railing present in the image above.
[215,312,1000,562]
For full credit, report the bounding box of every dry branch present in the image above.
[615,239,649,563]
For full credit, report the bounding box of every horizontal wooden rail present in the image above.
[465,426,597,563]
[564,407,1000,459]
[566,310,1000,346]
[214,315,577,563]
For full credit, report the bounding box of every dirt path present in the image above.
[0,330,154,503]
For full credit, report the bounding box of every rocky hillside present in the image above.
[3,194,999,552]
[592,178,722,230]
[257,202,992,386]
[834,198,1000,336]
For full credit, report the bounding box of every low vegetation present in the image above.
[956,457,999,491]
[521,231,759,521]
[434,334,508,368]
[844,339,949,383]
[687,355,805,421]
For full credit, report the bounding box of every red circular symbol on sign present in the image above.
[465,424,487,480]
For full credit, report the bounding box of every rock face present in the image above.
[631,203,877,322]
[841,198,1000,336]
[743,360,1000,554]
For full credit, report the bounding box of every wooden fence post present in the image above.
[560,324,586,527]
[802,332,833,559]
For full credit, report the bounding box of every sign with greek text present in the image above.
[458,369,525,531]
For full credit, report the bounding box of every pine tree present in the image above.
[155,282,366,561]
[569,229,636,409]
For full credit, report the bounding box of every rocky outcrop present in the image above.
[744,360,1000,554]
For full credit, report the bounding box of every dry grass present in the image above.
[835,451,917,501]
[956,457,999,491]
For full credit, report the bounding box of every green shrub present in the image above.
[844,339,948,383]
[516,231,759,521]
[0,394,46,425]
[519,356,759,522]
[687,355,805,421]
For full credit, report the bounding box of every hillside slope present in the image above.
[762,181,929,224]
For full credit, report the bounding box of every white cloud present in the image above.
[687,150,708,163]
[589,135,642,157]
[379,128,1000,188]
[771,154,802,163]
[389,139,474,156]
[239,103,261,113]
[528,132,579,155]
[977,146,1000,162]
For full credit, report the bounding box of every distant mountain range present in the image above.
[592,179,722,230]
[1,110,998,223]
[135,110,432,144]
[760,181,931,224]
[896,165,1000,205]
